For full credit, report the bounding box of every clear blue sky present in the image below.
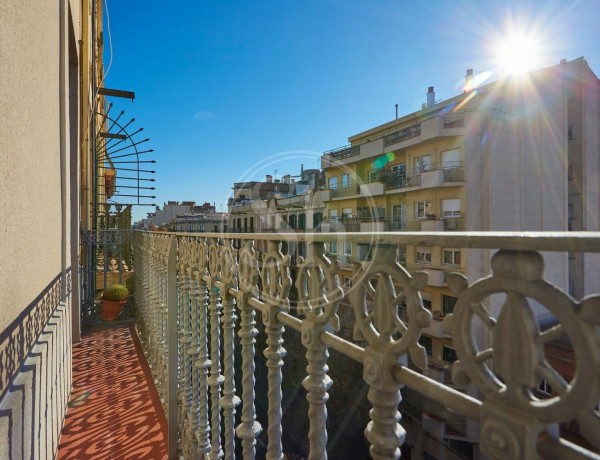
[102,0,600,222]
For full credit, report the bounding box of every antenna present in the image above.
[274,169,278,180]
[395,104,398,119]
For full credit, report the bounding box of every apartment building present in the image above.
[165,212,229,233]
[320,57,599,455]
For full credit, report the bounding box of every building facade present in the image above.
[0,0,100,457]
[320,57,599,456]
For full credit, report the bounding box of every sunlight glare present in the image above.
[495,32,541,75]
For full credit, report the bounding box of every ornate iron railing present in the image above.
[133,230,600,459]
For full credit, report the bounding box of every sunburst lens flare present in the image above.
[495,32,541,76]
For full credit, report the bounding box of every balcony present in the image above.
[49,230,600,459]
[383,123,421,147]
[329,182,360,198]
[322,144,361,167]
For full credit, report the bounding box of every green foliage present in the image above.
[102,284,129,302]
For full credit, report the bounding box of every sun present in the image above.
[495,32,541,76]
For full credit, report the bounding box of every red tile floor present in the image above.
[57,322,168,459]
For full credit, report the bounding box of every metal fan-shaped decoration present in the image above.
[96,102,156,208]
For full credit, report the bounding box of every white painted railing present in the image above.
[133,230,600,459]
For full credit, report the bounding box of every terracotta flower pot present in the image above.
[101,299,127,322]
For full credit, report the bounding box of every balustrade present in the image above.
[133,230,600,459]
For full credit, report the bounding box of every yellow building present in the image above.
[320,58,600,449]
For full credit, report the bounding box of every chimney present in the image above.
[464,69,474,92]
[427,86,435,107]
[282,174,291,184]
[266,174,273,183]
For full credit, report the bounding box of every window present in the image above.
[298,213,306,230]
[341,174,350,188]
[313,212,323,228]
[342,208,353,219]
[343,277,352,288]
[416,247,431,264]
[568,125,573,140]
[189,224,194,232]
[414,155,431,173]
[289,215,297,229]
[213,224,218,231]
[329,241,338,254]
[443,346,458,363]
[422,298,432,310]
[249,217,254,231]
[419,335,432,355]
[442,148,461,168]
[442,199,461,217]
[391,163,406,177]
[568,165,573,181]
[260,217,265,230]
[199,224,205,232]
[357,243,373,260]
[442,295,457,315]
[397,244,407,263]
[329,209,338,220]
[343,242,352,256]
[415,201,431,218]
[368,169,381,182]
[329,177,338,189]
[443,249,461,266]
[538,380,552,396]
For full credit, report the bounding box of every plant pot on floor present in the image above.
[100,284,129,322]
[100,299,127,321]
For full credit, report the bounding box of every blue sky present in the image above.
[102,0,600,221]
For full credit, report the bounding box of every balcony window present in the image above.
[441,148,461,169]
[443,346,458,363]
[391,204,406,230]
[312,212,323,228]
[397,244,407,263]
[419,335,432,355]
[329,241,338,254]
[341,174,350,188]
[416,246,431,264]
[442,198,461,217]
[442,295,457,315]
[414,155,431,174]
[329,177,338,189]
[289,215,297,229]
[391,163,406,177]
[357,243,373,260]
[538,379,552,396]
[368,168,383,182]
[415,201,431,219]
[342,208,353,219]
[343,242,352,256]
[443,249,461,266]
[298,214,306,230]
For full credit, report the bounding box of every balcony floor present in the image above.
[57,322,167,460]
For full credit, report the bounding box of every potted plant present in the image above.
[100,284,129,322]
